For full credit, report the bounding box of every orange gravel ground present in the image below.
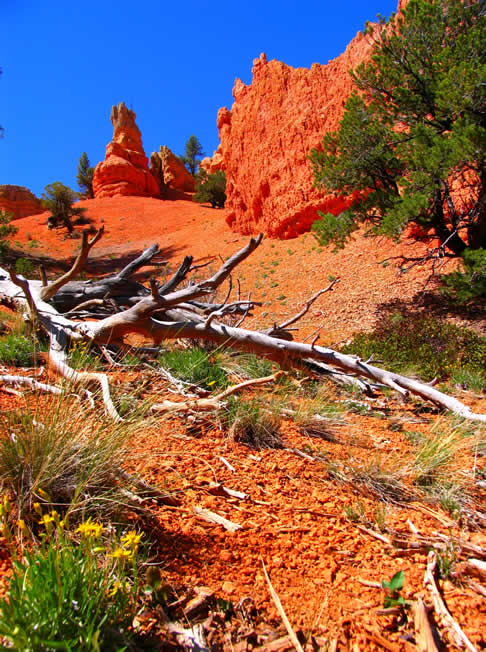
[2,196,486,650]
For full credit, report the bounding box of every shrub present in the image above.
[14,256,36,278]
[0,517,140,650]
[442,248,486,303]
[0,333,38,366]
[194,170,226,208]
[341,313,486,386]
[0,210,17,262]
[158,347,229,390]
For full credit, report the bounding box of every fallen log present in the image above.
[1,231,485,423]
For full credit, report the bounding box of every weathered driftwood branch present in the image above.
[1,231,485,423]
[40,228,104,302]
[0,375,63,395]
[413,598,440,652]
[50,241,165,312]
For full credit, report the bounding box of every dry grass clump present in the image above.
[225,397,283,449]
[0,389,147,527]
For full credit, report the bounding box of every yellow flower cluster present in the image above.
[108,580,130,597]
[39,509,65,533]
[111,530,142,562]
[76,517,104,539]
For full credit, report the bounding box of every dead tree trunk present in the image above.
[0,231,484,422]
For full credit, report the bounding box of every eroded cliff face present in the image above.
[219,31,375,238]
[93,102,160,199]
[0,185,43,219]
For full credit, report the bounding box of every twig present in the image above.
[193,506,241,532]
[276,280,340,331]
[357,524,392,546]
[261,560,305,652]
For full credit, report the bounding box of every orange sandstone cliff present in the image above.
[93,102,160,199]
[0,185,43,219]
[218,32,375,238]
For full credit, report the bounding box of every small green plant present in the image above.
[0,332,39,366]
[450,367,485,394]
[0,515,141,650]
[343,501,367,524]
[381,570,407,609]
[226,352,275,380]
[159,347,229,390]
[413,424,465,487]
[436,541,457,579]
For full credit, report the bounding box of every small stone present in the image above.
[222,580,235,594]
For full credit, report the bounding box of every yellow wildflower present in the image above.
[76,518,104,539]
[37,488,51,502]
[108,580,130,597]
[111,547,133,560]
[33,502,42,516]
[40,513,55,528]
[17,519,27,533]
[121,531,142,549]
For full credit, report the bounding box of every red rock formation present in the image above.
[0,185,43,219]
[93,102,160,199]
[200,145,224,175]
[150,146,195,193]
[218,33,376,238]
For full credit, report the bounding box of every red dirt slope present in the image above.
[9,195,457,342]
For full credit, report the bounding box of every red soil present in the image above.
[3,196,486,649]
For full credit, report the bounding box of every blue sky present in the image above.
[1,0,397,198]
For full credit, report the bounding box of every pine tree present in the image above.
[194,170,226,208]
[310,0,485,256]
[41,183,86,233]
[76,152,94,198]
[181,136,204,176]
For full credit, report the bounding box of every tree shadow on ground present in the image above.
[84,243,185,277]
[5,243,186,282]
[375,287,485,331]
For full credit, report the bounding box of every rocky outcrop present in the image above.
[218,33,376,238]
[200,145,224,175]
[0,185,43,219]
[93,102,160,199]
[149,146,195,193]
